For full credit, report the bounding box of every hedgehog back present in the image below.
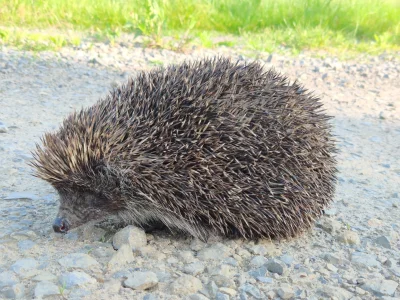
[33,58,336,240]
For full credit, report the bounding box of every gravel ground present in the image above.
[0,40,399,300]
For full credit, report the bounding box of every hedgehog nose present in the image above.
[53,217,69,233]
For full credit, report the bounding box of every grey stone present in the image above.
[211,275,236,288]
[256,277,273,283]
[240,284,263,299]
[390,265,400,277]
[326,263,338,273]
[32,271,58,282]
[319,285,354,300]
[10,258,38,277]
[17,240,36,251]
[316,218,341,234]
[101,279,123,295]
[69,288,91,299]
[250,245,268,256]
[374,236,392,249]
[250,243,281,256]
[59,271,96,289]
[361,279,398,297]
[197,243,232,261]
[123,271,158,290]
[143,293,159,300]
[323,253,344,265]
[190,239,206,251]
[169,275,202,295]
[249,256,268,268]
[277,284,295,299]
[266,291,276,299]
[248,265,268,278]
[167,257,179,265]
[279,254,294,266]
[111,269,132,279]
[384,258,397,268]
[107,243,134,270]
[64,232,79,241]
[324,208,337,216]
[184,261,205,276]
[0,271,18,288]
[265,259,287,275]
[34,281,60,298]
[236,248,252,258]
[0,283,25,299]
[351,252,380,268]
[322,73,330,80]
[207,280,219,298]
[216,292,230,300]
[223,257,238,267]
[208,264,235,277]
[187,294,209,300]
[177,251,196,264]
[112,225,147,250]
[58,253,100,270]
[90,245,115,259]
[219,287,237,297]
[155,271,171,283]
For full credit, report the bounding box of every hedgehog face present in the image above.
[52,189,111,233]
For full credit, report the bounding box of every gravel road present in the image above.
[0,41,399,300]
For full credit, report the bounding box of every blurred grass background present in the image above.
[0,0,399,54]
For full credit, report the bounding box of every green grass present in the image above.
[0,0,399,54]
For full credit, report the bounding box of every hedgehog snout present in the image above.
[53,217,70,233]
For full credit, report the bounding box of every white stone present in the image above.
[112,225,147,250]
[123,271,158,290]
[108,243,134,270]
[169,275,202,295]
[197,243,232,261]
[361,279,398,297]
[34,281,60,298]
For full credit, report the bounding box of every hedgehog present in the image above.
[30,57,337,241]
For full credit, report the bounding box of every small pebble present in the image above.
[240,284,263,299]
[169,275,202,295]
[197,243,232,261]
[184,262,205,276]
[34,281,60,298]
[351,252,380,268]
[277,284,295,300]
[107,243,134,270]
[59,271,96,289]
[112,225,147,250]
[123,271,158,290]
[361,279,398,297]
[265,259,287,275]
[373,236,391,249]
